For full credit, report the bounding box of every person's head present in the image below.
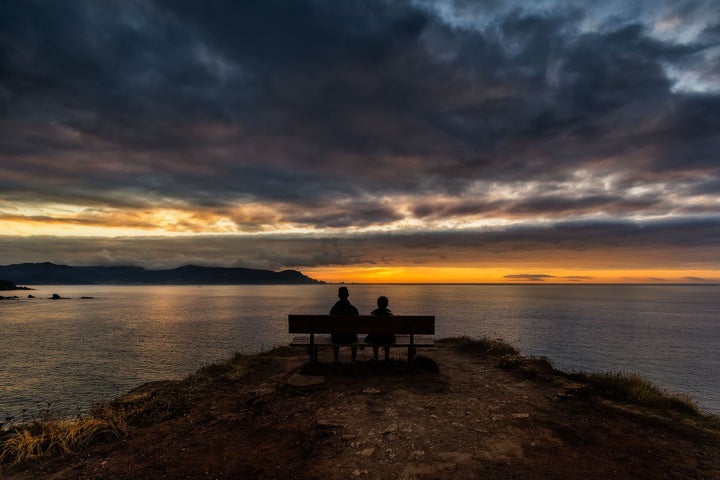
[338,286,349,298]
[377,296,388,308]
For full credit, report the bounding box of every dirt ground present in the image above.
[3,342,719,480]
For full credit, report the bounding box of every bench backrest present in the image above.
[288,315,435,335]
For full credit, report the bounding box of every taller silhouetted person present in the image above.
[329,286,358,362]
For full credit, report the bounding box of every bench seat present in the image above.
[289,334,436,348]
[288,314,435,363]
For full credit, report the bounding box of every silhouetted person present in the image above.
[329,286,358,362]
[370,295,392,317]
[365,296,395,361]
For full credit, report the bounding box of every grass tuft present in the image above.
[0,410,124,464]
[582,371,702,416]
[571,371,720,430]
[439,336,519,357]
[497,354,558,380]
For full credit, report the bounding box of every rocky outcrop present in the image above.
[0,279,31,291]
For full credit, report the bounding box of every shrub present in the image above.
[583,371,702,416]
[439,336,519,356]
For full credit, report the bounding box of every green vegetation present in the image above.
[438,335,519,357]
[579,371,710,417]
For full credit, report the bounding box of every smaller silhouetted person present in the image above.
[329,286,358,362]
[365,296,395,361]
[370,295,392,316]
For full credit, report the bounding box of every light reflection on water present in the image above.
[1,284,718,420]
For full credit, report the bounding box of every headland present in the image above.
[1,338,718,479]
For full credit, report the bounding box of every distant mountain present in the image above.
[0,263,323,285]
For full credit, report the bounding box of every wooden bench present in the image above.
[288,314,435,363]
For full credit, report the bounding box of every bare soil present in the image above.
[3,342,719,479]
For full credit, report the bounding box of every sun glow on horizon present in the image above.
[303,266,720,284]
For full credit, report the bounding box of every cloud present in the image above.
[0,0,718,274]
[2,3,718,189]
[504,274,555,281]
[505,273,595,282]
[683,276,718,283]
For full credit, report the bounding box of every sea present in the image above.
[1,284,719,422]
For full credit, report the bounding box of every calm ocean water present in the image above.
[1,284,719,421]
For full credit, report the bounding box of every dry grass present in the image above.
[0,408,124,464]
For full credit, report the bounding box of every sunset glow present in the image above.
[304,267,719,285]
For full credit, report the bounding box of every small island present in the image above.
[0,279,32,291]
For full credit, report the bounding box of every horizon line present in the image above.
[14,282,720,287]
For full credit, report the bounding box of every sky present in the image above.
[1,0,719,284]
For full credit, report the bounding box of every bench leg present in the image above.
[384,346,390,361]
[307,345,316,364]
[372,346,379,361]
[332,346,358,363]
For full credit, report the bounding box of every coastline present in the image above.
[2,338,719,479]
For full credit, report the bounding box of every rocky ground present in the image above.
[2,340,719,479]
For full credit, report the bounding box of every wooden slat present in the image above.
[288,315,435,335]
[289,334,435,347]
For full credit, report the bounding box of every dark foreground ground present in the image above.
[2,340,719,479]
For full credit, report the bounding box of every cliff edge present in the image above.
[2,340,719,479]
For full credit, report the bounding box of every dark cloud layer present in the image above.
[0,0,719,272]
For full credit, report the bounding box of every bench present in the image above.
[288,314,435,363]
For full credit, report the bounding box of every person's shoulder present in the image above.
[330,301,343,314]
